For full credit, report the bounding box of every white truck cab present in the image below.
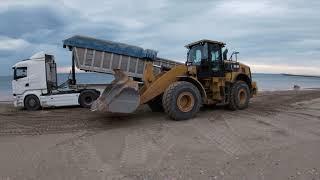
[12,52,103,110]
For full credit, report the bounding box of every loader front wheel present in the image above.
[162,81,201,121]
[228,81,250,110]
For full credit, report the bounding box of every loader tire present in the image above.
[79,90,100,108]
[148,95,164,112]
[228,81,250,110]
[162,81,201,121]
[24,95,41,111]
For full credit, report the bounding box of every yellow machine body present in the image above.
[92,39,257,120]
[139,61,257,107]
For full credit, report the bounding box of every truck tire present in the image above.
[148,95,164,112]
[228,81,250,110]
[24,95,41,111]
[162,81,201,121]
[79,90,100,108]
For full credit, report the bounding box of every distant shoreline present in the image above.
[281,73,320,78]
[0,100,12,104]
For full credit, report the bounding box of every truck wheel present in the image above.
[228,81,250,110]
[79,90,100,108]
[24,95,41,111]
[162,81,201,121]
[148,95,164,112]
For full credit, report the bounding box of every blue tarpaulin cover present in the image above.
[63,35,158,60]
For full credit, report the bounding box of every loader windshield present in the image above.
[187,45,203,65]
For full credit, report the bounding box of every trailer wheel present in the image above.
[147,95,164,112]
[24,95,41,111]
[79,90,100,108]
[162,81,201,121]
[228,81,250,110]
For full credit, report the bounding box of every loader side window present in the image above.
[14,67,27,80]
[211,51,220,62]
[209,44,222,72]
[188,45,203,65]
[195,50,202,64]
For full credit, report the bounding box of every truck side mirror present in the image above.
[13,68,17,80]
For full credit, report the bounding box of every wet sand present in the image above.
[0,90,320,179]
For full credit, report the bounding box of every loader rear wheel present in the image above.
[228,81,250,110]
[79,90,100,108]
[148,95,164,112]
[162,81,201,121]
[24,95,41,111]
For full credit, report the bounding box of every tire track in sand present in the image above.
[120,124,175,170]
[120,130,149,168]
[57,138,125,180]
[190,113,250,156]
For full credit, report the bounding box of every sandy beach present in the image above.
[0,90,320,179]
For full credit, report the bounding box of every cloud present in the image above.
[216,0,288,16]
[0,0,47,12]
[0,36,31,51]
[0,0,320,76]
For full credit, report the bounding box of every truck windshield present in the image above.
[13,67,27,80]
[187,45,203,65]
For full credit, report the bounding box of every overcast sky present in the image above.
[0,0,319,76]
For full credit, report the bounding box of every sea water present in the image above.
[0,73,319,101]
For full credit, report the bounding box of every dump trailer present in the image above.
[63,36,183,114]
[63,36,182,79]
[63,36,257,120]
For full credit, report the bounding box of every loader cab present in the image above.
[186,40,226,78]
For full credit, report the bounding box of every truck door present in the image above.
[12,67,30,95]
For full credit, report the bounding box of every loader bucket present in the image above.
[91,69,140,114]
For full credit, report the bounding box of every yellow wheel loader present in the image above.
[63,36,257,120]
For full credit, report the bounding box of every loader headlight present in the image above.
[232,64,240,69]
